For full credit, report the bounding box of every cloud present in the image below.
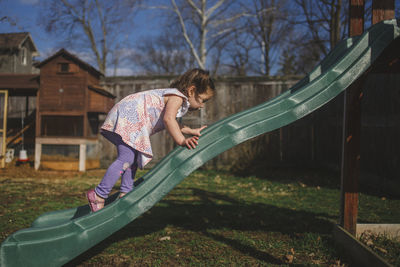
[69,50,96,65]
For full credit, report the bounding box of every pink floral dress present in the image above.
[101,88,189,168]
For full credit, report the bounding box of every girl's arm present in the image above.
[163,95,199,149]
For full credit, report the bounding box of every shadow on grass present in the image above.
[202,231,283,265]
[65,187,337,266]
[238,165,400,200]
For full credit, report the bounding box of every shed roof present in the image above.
[88,85,116,99]
[37,48,104,78]
[0,32,39,56]
[0,74,39,96]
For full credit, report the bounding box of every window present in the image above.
[41,115,83,136]
[20,47,27,65]
[60,63,70,72]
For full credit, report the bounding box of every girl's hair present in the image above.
[170,68,215,96]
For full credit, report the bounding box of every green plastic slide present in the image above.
[1,19,399,267]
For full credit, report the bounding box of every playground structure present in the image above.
[0,90,8,168]
[0,10,399,265]
[333,1,399,265]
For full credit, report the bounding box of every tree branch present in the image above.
[95,0,107,72]
[205,0,226,18]
[171,0,204,68]
[186,0,203,17]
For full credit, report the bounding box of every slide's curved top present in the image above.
[1,19,399,267]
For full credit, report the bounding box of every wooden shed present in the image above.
[34,49,115,171]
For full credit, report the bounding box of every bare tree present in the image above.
[161,0,245,71]
[292,0,347,56]
[0,0,17,27]
[278,38,322,75]
[133,28,195,75]
[272,0,348,75]
[278,48,297,76]
[39,0,141,74]
[222,31,256,76]
[0,16,15,25]
[240,0,291,76]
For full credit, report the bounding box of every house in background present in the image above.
[0,32,115,170]
[0,32,39,74]
[0,32,40,167]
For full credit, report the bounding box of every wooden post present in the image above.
[35,79,41,170]
[79,143,86,172]
[348,0,364,36]
[36,80,41,137]
[340,0,395,236]
[372,0,395,25]
[340,0,364,236]
[34,142,41,170]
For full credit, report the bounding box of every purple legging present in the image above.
[95,131,138,199]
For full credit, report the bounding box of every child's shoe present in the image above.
[86,189,105,212]
[119,192,127,198]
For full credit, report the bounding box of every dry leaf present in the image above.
[285,248,295,263]
[329,260,345,267]
[285,254,294,263]
[376,247,388,254]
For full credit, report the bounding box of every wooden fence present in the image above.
[102,75,400,192]
[102,76,298,168]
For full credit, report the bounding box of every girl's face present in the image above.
[187,86,213,111]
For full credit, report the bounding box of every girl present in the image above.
[87,68,215,212]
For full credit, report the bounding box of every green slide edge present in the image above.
[1,19,399,267]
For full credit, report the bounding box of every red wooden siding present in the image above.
[37,50,114,137]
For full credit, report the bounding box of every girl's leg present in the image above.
[120,162,138,197]
[95,142,137,199]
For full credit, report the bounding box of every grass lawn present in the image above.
[0,164,399,266]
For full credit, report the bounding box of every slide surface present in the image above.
[1,19,399,267]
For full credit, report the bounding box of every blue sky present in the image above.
[0,0,161,75]
[0,0,56,55]
[2,0,399,76]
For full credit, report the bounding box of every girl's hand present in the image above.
[182,125,207,136]
[191,125,207,137]
[182,136,199,149]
